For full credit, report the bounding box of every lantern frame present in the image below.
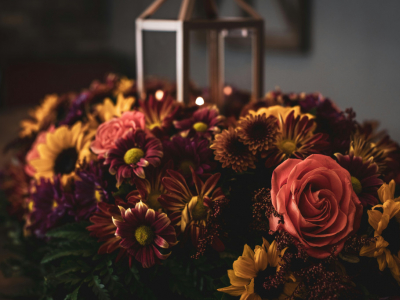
[136,0,264,106]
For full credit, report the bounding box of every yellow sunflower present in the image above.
[360,180,400,284]
[20,95,58,138]
[250,105,315,124]
[95,93,135,122]
[28,122,95,186]
[218,239,297,300]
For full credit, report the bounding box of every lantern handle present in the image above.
[138,0,167,20]
[234,0,262,20]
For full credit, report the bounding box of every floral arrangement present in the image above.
[1,74,400,300]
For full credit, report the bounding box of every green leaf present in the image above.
[41,247,93,264]
[91,276,111,300]
[64,285,80,300]
[46,222,93,241]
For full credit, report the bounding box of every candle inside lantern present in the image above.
[195,97,205,106]
[155,90,164,101]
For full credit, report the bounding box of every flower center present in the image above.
[148,122,161,130]
[247,120,271,140]
[381,218,400,254]
[134,225,154,246]
[94,189,102,202]
[124,148,144,165]
[280,140,297,156]
[28,201,34,212]
[351,176,362,195]
[54,147,78,175]
[52,201,58,209]
[147,190,162,210]
[193,122,208,132]
[180,160,195,176]
[191,197,208,220]
[254,267,284,299]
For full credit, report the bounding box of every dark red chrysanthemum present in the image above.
[173,105,224,139]
[210,127,256,173]
[113,201,177,268]
[237,113,280,154]
[335,152,383,207]
[104,129,163,186]
[159,169,226,249]
[264,111,330,168]
[163,136,215,179]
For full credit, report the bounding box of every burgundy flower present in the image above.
[162,136,215,179]
[113,201,177,268]
[27,177,70,238]
[104,129,163,186]
[335,152,383,207]
[173,106,224,139]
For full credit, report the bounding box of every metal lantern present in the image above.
[136,0,264,106]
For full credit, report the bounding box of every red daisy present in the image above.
[104,129,163,186]
[335,151,383,206]
[113,201,177,268]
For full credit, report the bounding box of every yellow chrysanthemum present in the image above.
[95,93,135,122]
[114,77,135,96]
[250,105,314,124]
[218,239,297,300]
[28,122,95,186]
[360,180,400,284]
[20,95,58,138]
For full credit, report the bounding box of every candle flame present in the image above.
[195,97,205,106]
[155,90,164,101]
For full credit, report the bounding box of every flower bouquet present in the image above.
[1,74,400,300]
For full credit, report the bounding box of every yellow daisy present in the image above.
[218,239,297,300]
[360,180,400,284]
[250,105,315,124]
[114,77,135,96]
[28,122,95,186]
[20,95,58,138]
[95,93,135,122]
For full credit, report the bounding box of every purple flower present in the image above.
[173,106,224,139]
[105,129,163,186]
[162,136,215,179]
[27,177,70,238]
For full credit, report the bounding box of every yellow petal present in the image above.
[368,209,382,230]
[377,252,387,271]
[268,240,280,267]
[217,285,245,297]
[242,244,255,259]
[254,246,268,272]
[228,269,251,286]
[262,237,270,251]
[233,256,257,279]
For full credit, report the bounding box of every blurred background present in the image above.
[1,0,400,159]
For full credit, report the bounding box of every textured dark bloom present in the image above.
[113,201,177,268]
[211,127,256,173]
[237,113,279,155]
[351,129,397,174]
[163,136,215,179]
[264,111,330,168]
[159,169,226,248]
[173,106,224,139]
[139,95,179,132]
[27,177,69,238]
[105,129,163,186]
[336,152,383,207]
[126,162,172,211]
[69,161,111,221]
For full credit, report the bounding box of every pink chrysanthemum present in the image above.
[173,106,224,139]
[104,129,163,186]
[113,201,177,268]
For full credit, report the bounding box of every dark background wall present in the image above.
[1,0,400,142]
